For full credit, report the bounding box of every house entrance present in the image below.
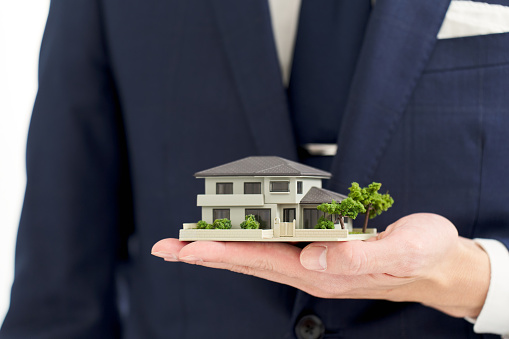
[283,208,296,222]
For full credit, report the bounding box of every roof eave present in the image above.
[194,174,331,179]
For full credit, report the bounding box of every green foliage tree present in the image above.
[212,218,232,229]
[314,216,334,229]
[240,214,260,229]
[317,198,365,229]
[196,220,213,229]
[348,182,394,233]
[196,219,233,229]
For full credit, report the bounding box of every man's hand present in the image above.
[152,213,490,318]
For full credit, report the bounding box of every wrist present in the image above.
[421,237,490,318]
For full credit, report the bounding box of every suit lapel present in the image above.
[329,0,452,191]
[211,0,298,160]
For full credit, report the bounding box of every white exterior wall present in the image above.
[263,177,295,204]
[263,177,322,204]
[199,176,328,230]
[300,178,323,197]
[202,176,322,205]
[345,218,353,231]
[197,194,264,207]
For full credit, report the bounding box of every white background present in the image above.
[0,0,50,325]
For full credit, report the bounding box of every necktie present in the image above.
[288,0,371,147]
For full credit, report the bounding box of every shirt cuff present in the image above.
[465,239,509,335]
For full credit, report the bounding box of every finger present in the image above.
[170,241,411,299]
[151,238,189,261]
[178,241,314,279]
[188,260,303,287]
[177,242,331,294]
[187,258,365,299]
[300,238,417,276]
[151,239,303,287]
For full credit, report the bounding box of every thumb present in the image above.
[300,239,408,276]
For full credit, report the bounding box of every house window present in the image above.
[269,181,289,192]
[245,209,271,229]
[216,182,233,194]
[213,209,230,220]
[303,208,333,229]
[283,208,296,222]
[297,181,303,194]
[244,182,261,194]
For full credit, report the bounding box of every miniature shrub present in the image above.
[212,218,232,229]
[197,219,231,229]
[314,216,334,229]
[240,214,260,229]
[196,220,212,229]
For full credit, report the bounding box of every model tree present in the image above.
[348,182,394,233]
[317,198,365,230]
[240,214,260,229]
[196,218,232,229]
[314,216,334,229]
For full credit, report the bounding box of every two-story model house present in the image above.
[179,156,377,242]
[195,156,349,229]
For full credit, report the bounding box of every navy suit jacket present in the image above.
[2,0,509,338]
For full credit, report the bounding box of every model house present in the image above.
[179,156,379,242]
[194,156,352,230]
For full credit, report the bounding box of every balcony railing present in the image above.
[197,194,264,207]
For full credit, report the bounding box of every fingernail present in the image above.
[152,251,179,261]
[179,255,203,263]
[301,246,327,271]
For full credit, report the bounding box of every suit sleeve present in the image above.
[0,0,132,338]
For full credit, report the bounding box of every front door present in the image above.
[283,208,296,222]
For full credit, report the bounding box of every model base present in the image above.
[179,226,377,242]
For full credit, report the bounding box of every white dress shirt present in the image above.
[267,0,301,86]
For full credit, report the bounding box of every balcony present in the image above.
[197,194,264,207]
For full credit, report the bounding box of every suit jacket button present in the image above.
[295,314,325,339]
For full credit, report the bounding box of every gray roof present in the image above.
[300,187,347,204]
[194,156,331,178]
